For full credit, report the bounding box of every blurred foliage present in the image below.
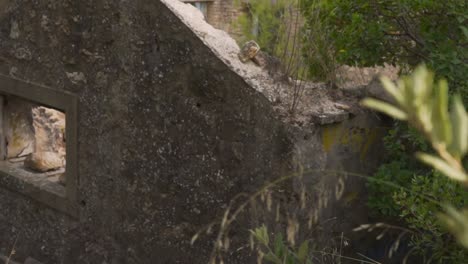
[368,123,468,262]
[364,65,468,262]
[363,66,468,182]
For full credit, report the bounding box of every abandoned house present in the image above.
[0,0,387,263]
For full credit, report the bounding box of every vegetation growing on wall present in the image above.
[236,0,311,113]
[236,0,301,63]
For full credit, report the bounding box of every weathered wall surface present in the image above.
[0,0,386,263]
[0,1,292,263]
[290,114,387,254]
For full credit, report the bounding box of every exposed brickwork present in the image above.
[181,0,245,39]
[180,0,304,49]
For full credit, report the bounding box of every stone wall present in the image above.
[0,1,292,263]
[0,0,387,263]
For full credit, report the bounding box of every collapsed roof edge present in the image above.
[160,0,278,102]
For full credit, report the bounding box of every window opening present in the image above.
[0,74,78,217]
[0,95,66,185]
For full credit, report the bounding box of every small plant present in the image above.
[250,225,312,264]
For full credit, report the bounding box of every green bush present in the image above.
[364,66,468,262]
[301,0,468,97]
[367,123,428,217]
[367,123,468,262]
[393,173,468,263]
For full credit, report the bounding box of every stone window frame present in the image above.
[0,74,78,217]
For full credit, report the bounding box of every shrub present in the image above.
[302,0,468,98]
[364,65,468,262]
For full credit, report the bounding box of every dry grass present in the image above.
[191,169,425,264]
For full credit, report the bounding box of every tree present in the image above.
[302,0,468,98]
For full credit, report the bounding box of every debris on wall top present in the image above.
[161,0,281,101]
[161,0,396,127]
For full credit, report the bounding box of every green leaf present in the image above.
[416,153,467,182]
[438,206,468,248]
[431,79,451,145]
[412,65,433,107]
[297,240,309,262]
[274,233,285,257]
[264,252,283,264]
[449,95,468,158]
[286,254,296,264]
[401,77,415,110]
[460,26,468,40]
[362,98,408,120]
[250,225,270,246]
[380,76,404,104]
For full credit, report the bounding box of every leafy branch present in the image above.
[362,65,468,248]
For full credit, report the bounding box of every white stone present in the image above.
[24,151,64,172]
[32,107,66,156]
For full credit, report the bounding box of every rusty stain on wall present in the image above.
[322,124,384,161]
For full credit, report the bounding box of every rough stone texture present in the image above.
[0,97,66,173]
[3,96,36,159]
[32,107,66,156]
[336,64,399,90]
[163,0,280,100]
[290,114,387,256]
[24,151,64,173]
[0,1,387,263]
[0,1,290,263]
[363,76,396,103]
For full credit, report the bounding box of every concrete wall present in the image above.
[0,1,292,263]
[0,0,386,263]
